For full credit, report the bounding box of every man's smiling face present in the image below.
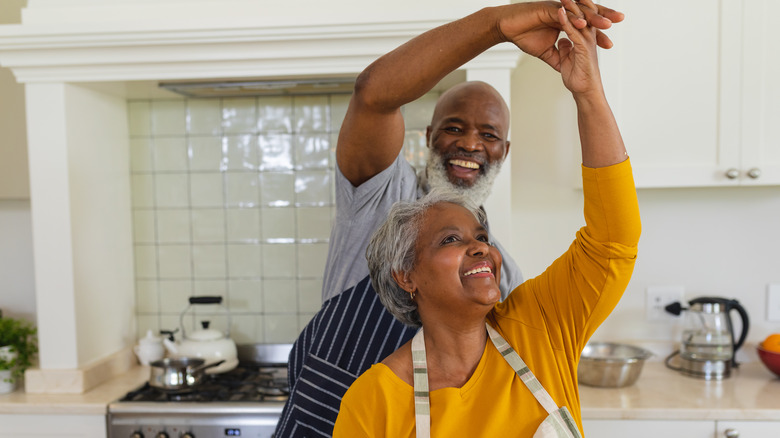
[426,82,511,188]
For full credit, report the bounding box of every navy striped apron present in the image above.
[274,275,417,437]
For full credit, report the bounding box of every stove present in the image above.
[108,344,291,438]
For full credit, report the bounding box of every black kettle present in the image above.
[665,297,749,379]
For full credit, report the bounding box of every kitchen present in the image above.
[1,0,780,437]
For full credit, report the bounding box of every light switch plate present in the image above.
[767,284,780,322]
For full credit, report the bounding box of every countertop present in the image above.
[580,361,780,421]
[0,366,148,415]
[1,362,779,420]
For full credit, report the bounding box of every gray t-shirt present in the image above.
[322,154,522,302]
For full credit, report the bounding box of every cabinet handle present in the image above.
[725,168,740,179]
[724,428,739,438]
[747,168,761,179]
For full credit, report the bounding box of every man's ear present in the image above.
[391,270,415,293]
[425,126,432,148]
[504,140,511,159]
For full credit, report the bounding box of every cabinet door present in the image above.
[740,0,780,186]
[583,419,713,438]
[600,0,740,187]
[716,420,779,437]
[0,414,107,438]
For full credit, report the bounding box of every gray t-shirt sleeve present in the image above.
[321,155,418,301]
[492,238,523,298]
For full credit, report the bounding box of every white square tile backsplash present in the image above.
[223,97,258,134]
[188,136,224,171]
[187,99,223,136]
[151,100,187,136]
[153,137,189,172]
[225,135,258,171]
[128,101,152,137]
[191,209,226,242]
[258,134,294,171]
[129,90,437,343]
[157,245,192,278]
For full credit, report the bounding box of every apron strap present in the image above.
[485,322,559,414]
[411,323,568,437]
[411,328,430,438]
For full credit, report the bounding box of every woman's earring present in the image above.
[409,291,416,300]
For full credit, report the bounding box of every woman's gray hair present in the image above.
[366,188,485,327]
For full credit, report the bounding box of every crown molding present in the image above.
[0,21,522,83]
[0,1,522,83]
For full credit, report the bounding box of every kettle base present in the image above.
[679,356,731,380]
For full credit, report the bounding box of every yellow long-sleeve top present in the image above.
[333,159,641,437]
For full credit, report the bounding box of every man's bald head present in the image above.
[430,81,510,139]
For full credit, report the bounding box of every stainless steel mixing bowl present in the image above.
[578,342,653,388]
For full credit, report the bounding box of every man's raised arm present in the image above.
[336,0,623,187]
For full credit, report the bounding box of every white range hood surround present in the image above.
[2,0,522,83]
[0,0,520,393]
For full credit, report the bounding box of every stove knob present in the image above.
[181,433,195,438]
[130,433,144,438]
[154,433,169,438]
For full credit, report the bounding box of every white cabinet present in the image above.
[582,419,780,437]
[738,0,780,186]
[600,0,780,187]
[716,420,778,437]
[583,419,713,437]
[0,414,107,437]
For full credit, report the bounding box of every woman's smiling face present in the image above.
[397,202,503,320]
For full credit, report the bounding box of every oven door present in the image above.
[107,402,285,438]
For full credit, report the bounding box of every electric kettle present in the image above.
[664,296,749,380]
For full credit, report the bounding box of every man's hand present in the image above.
[498,0,623,71]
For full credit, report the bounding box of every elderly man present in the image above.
[322,79,523,304]
[275,1,622,436]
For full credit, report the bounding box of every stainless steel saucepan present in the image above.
[148,357,225,392]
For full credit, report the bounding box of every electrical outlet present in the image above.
[767,284,780,322]
[646,286,684,321]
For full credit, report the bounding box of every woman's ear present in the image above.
[391,270,415,294]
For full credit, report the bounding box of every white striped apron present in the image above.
[411,323,583,438]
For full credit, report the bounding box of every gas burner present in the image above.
[118,365,290,403]
[257,386,288,397]
[109,344,293,438]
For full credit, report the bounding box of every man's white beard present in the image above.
[425,149,502,207]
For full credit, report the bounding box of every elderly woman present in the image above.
[332,2,640,438]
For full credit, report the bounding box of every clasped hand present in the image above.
[499,0,622,96]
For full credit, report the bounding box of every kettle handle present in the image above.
[179,296,232,338]
[190,296,223,305]
[729,299,750,358]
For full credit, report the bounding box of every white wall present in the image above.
[0,0,34,323]
[0,0,28,199]
[0,200,35,321]
[509,56,780,352]
[0,65,28,199]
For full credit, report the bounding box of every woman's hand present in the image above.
[498,0,623,71]
[556,2,603,99]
